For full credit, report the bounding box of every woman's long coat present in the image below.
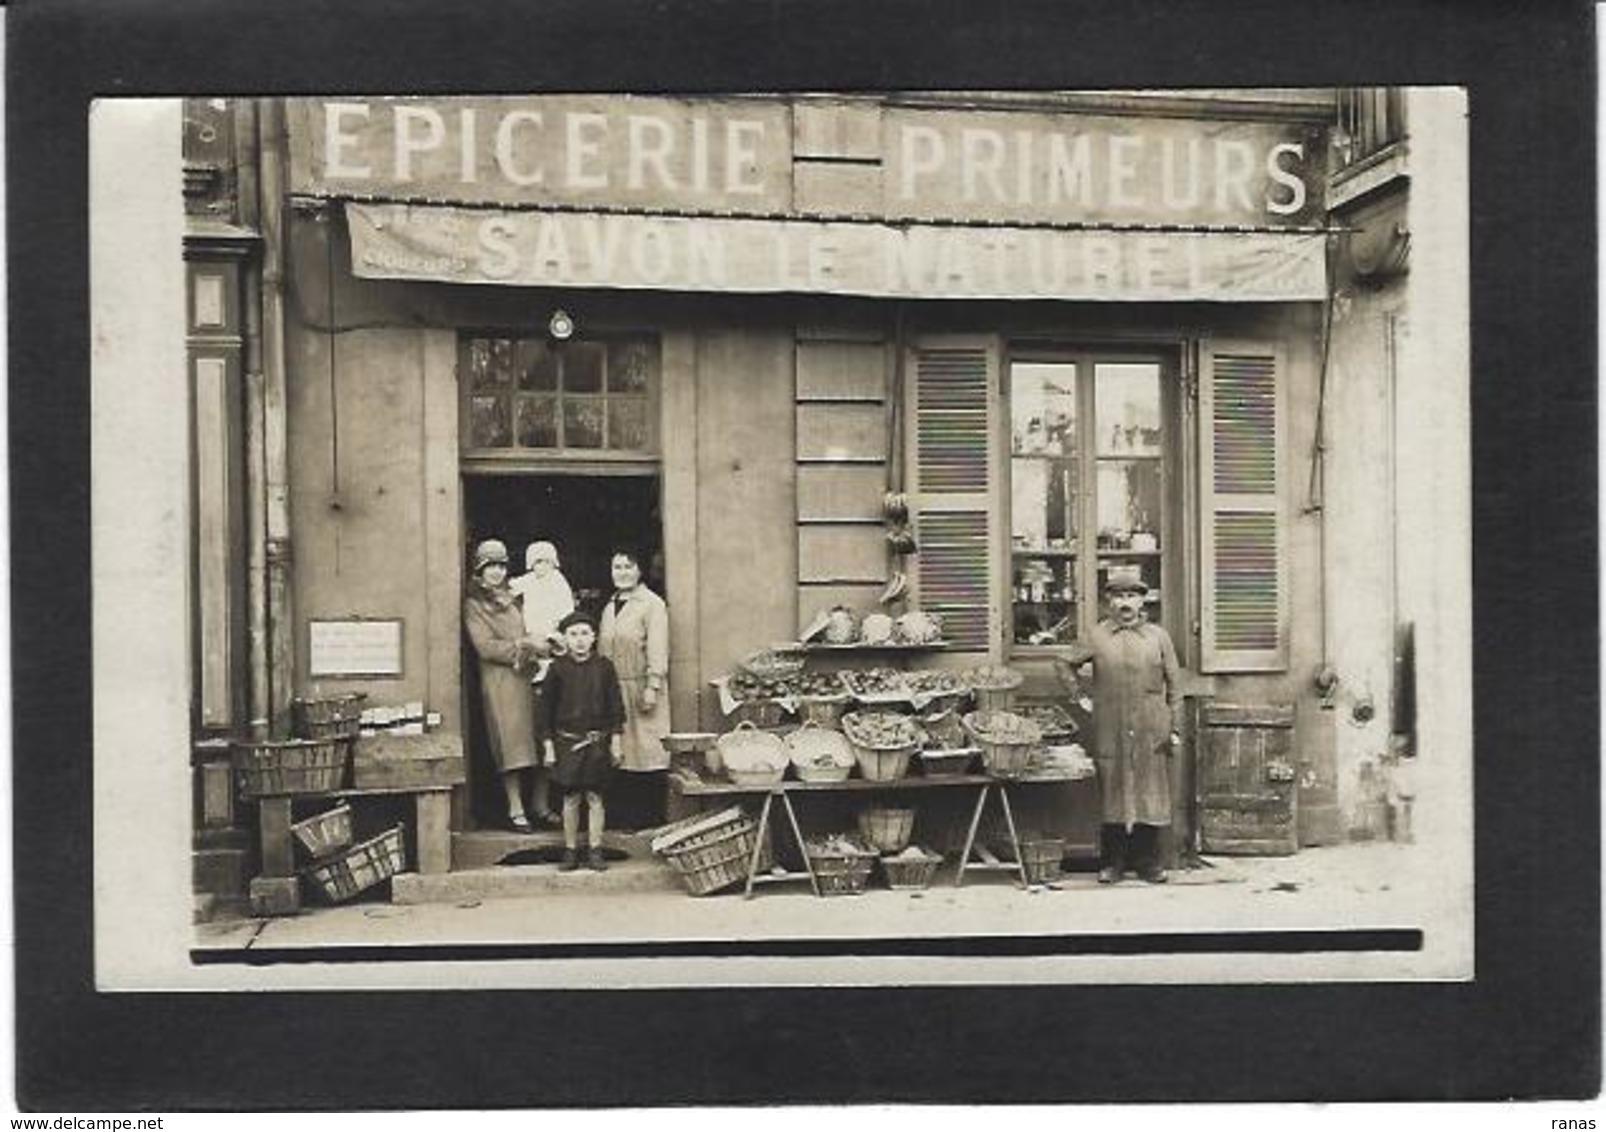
[598,585,671,772]
[1064,620,1184,828]
[463,584,538,773]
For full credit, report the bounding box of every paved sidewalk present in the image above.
[196,841,1447,953]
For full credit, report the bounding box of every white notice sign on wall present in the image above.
[308,619,405,678]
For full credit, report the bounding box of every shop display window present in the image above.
[460,333,659,456]
[1009,354,1172,649]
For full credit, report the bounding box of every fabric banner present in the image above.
[346,202,1328,302]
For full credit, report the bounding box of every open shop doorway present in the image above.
[461,472,664,829]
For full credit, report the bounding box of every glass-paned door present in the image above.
[1008,350,1176,649]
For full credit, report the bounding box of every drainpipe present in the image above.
[258,98,296,737]
[240,101,270,737]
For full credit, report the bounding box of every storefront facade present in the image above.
[188,90,1461,896]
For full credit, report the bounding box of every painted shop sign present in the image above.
[290,96,1324,229]
[346,202,1328,301]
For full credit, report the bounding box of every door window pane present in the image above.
[1010,457,1077,550]
[470,395,511,447]
[608,398,649,450]
[563,343,605,393]
[1095,460,1163,548]
[516,339,557,391]
[609,341,652,393]
[516,396,558,448]
[563,399,605,448]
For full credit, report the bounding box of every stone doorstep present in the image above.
[393,857,683,904]
[451,828,655,871]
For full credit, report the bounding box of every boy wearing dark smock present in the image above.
[539,611,627,872]
[1056,575,1184,884]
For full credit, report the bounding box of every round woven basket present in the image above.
[785,722,855,783]
[881,849,942,890]
[962,711,1043,779]
[716,722,788,785]
[857,806,916,853]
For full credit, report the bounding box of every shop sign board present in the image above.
[346,202,1328,302]
[308,618,405,678]
[290,96,1324,229]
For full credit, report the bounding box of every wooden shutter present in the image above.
[1200,340,1288,672]
[906,336,1000,656]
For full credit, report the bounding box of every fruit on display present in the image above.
[726,671,801,702]
[859,612,895,644]
[840,667,910,699]
[823,606,858,645]
[965,663,1024,690]
[793,670,850,700]
[842,711,922,749]
[963,710,1043,744]
[903,669,968,697]
[894,609,943,645]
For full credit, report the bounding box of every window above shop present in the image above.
[459,333,658,460]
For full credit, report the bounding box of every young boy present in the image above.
[539,611,627,872]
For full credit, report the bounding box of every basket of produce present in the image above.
[804,835,879,897]
[232,737,349,798]
[304,825,406,903]
[839,667,912,704]
[715,722,789,787]
[719,672,795,728]
[792,670,853,727]
[1020,837,1066,885]
[904,668,970,712]
[841,711,924,781]
[965,664,1024,711]
[738,647,807,682]
[917,747,977,777]
[881,846,943,890]
[962,710,1045,778]
[916,705,967,750]
[289,801,354,859]
[893,609,944,646]
[1017,703,1078,739]
[856,805,916,853]
[652,806,771,896]
[785,722,856,783]
[292,692,369,740]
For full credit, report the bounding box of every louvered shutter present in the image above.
[1200,340,1288,672]
[906,336,1000,656]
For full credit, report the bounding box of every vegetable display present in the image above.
[841,710,923,750]
[963,710,1044,744]
[839,667,910,699]
[965,664,1024,691]
[903,669,968,697]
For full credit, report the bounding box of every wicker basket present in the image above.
[962,711,1044,779]
[654,808,771,896]
[857,806,916,853]
[852,744,916,782]
[304,825,406,903]
[806,848,878,896]
[918,747,977,777]
[881,848,943,890]
[726,765,787,788]
[233,737,349,797]
[841,711,922,782]
[785,722,855,783]
[967,665,1023,712]
[716,722,788,785]
[290,802,354,859]
[1020,837,1066,885]
[292,693,368,740]
[795,695,850,729]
